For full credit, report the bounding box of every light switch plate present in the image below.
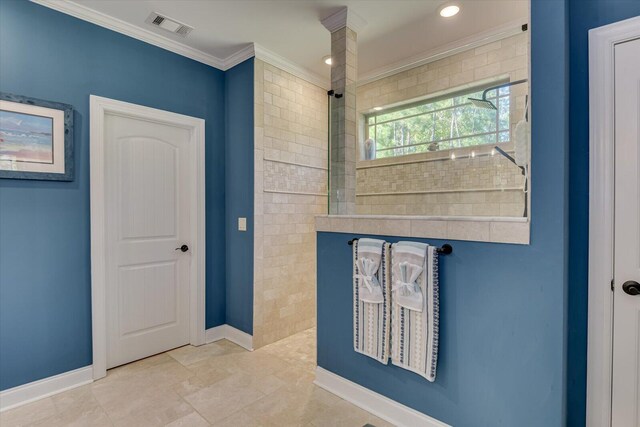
[238,217,247,231]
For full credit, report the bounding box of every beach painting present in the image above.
[0,110,54,164]
[0,93,73,181]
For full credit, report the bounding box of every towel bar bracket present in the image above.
[347,239,452,255]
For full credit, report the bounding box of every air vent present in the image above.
[145,12,193,37]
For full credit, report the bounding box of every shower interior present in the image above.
[327,30,531,218]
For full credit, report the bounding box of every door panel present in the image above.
[119,137,177,240]
[612,37,640,427]
[105,114,191,369]
[118,262,177,336]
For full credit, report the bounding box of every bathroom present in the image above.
[1,0,639,426]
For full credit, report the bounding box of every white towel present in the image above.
[354,238,385,303]
[353,238,391,364]
[391,242,440,382]
[393,261,424,311]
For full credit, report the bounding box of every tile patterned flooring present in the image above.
[1,329,393,426]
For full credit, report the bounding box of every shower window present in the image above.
[365,84,511,159]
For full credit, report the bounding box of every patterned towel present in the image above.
[353,238,391,364]
[391,242,440,382]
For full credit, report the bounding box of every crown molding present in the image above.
[30,0,226,69]
[223,44,256,69]
[30,0,521,91]
[358,18,528,85]
[321,7,367,34]
[29,0,329,88]
[254,44,330,89]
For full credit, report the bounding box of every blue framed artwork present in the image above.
[0,92,73,181]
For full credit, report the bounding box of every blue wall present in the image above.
[317,0,570,425]
[0,0,226,391]
[567,2,640,426]
[224,58,254,334]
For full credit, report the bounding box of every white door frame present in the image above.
[587,16,640,427]
[89,95,206,380]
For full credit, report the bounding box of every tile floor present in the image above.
[0,328,393,426]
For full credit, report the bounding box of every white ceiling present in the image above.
[45,0,528,84]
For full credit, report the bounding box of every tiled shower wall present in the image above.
[357,148,526,216]
[356,32,529,217]
[253,59,328,348]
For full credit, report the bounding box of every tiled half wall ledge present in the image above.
[315,215,530,244]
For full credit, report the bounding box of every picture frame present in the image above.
[0,92,74,181]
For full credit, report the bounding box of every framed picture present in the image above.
[0,92,73,181]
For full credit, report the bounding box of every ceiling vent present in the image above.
[145,12,193,37]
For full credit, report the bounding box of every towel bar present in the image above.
[347,238,453,255]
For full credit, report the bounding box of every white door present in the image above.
[612,37,640,427]
[104,113,192,369]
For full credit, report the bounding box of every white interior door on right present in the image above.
[612,37,640,427]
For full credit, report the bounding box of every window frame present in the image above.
[364,80,512,158]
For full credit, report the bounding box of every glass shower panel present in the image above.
[328,80,357,215]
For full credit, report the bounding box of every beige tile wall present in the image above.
[356,189,525,217]
[264,161,327,195]
[356,32,529,217]
[254,59,328,348]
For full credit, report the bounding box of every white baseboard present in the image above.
[205,324,253,351]
[205,324,227,343]
[314,367,450,427]
[0,366,93,412]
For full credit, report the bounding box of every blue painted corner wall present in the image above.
[224,58,255,334]
[567,2,640,426]
[0,0,227,391]
[317,0,570,425]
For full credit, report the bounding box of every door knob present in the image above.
[175,244,189,253]
[622,281,640,296]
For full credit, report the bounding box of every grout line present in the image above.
[356,187,524,196]
[89,387,117,426]
[356,149,517,169]
[185,396,210,425]
[264,157,329,171]
[264,189,328,197]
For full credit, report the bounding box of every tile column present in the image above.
[322,8,366,214]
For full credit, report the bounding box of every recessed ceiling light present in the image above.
[373,106,383,111]
[323,56,332,65]
[439,4,460,18]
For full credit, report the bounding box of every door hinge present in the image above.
[611,279,614,291]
